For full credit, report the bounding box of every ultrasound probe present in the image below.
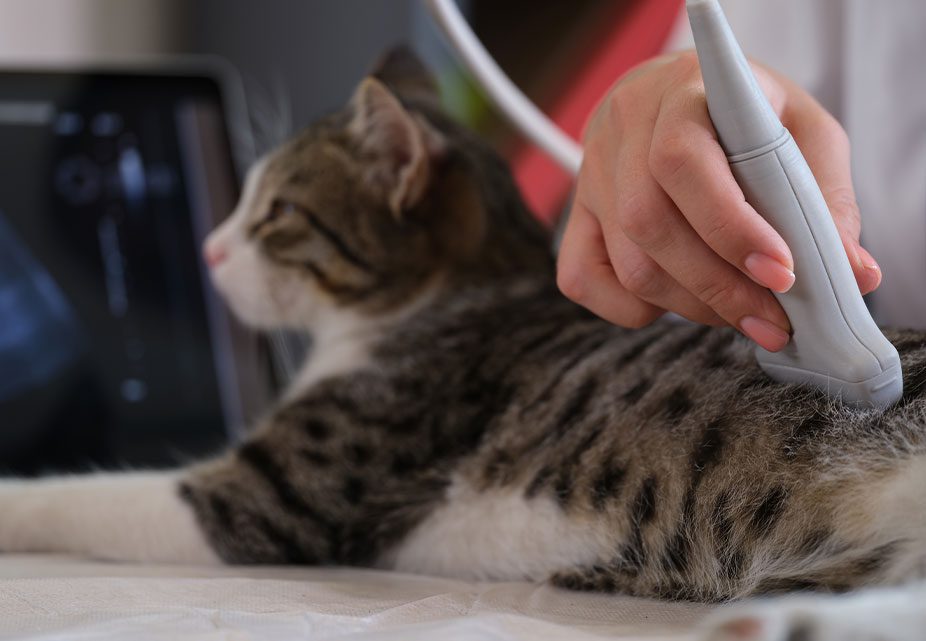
[687,0,901,408]
[426,0,903,408]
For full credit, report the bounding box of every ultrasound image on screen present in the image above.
[0,72,241,472]
[0,214,84,402]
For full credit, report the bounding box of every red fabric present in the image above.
[512,0,685,224]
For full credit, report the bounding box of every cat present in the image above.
[1,49,925,641]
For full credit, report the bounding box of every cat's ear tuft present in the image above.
[370,45,439,104]
[349,77,443,218]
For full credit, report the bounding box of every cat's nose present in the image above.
[203,240,228,268]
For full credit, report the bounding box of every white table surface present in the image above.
[0,555,714,640]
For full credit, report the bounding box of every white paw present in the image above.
[699,585,926,641]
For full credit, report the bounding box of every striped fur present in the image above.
[3,50,925,620]
[181,279,926,600]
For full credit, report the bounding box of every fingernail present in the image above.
[740,316,790,352]
[855,245,882,293]
[857,245,881,272]
[744,253,795,293]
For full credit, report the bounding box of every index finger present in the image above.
[648,88,797,295]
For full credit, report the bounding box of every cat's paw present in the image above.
[698,586,926,641]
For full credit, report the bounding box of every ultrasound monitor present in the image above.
[0,64,266,473]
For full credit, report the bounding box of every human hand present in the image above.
[557,52,881,352]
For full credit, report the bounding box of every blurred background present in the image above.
[0,0,682,474]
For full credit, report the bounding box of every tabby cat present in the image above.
[1,50,925,640]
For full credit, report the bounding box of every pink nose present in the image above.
[204,241,228,268]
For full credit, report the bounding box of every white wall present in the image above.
[0,0,419,144]
[0,0,187,62]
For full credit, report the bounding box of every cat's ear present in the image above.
[370,46,439,104]
[349,77,443,218]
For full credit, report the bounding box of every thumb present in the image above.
[824,186,881,295]
[854,244,882,295]
[782,98,881,294]
[764,62,882,296]
[838,227,882,296]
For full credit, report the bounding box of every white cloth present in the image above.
[0,555,712,641]
[668,0,926,328]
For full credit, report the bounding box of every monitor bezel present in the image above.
[0,56,269,446]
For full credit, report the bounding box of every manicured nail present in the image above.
[857,245,881,272]
[744,253,795,293]
[855,245,882,293]
[740,316,790,352]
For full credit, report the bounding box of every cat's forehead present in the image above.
[273,114,353,164]
[273,136,354,178]
[245,134,356,206]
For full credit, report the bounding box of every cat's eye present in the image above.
[268,200,302,220]
[249,199,310,238]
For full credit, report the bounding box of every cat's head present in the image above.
[204,48,551,332]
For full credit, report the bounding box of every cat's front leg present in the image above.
[0,472,220,564]
[699,583,926,641]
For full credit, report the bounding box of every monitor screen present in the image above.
[0,69,253,473]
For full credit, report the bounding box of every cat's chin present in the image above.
[208,263,290,330]
[214,290,276,330]
[212,267,325,332]
[222,298,283,331]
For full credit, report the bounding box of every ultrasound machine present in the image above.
[0,63,271,474]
